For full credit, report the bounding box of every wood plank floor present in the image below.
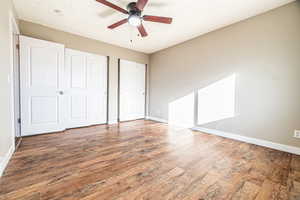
[0,120,300,200]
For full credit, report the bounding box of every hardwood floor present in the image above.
[0,120,299,200]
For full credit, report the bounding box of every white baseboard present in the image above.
[192,127,300,155]
[108,120,118,125]
[146,116,168,123]
[143,118,300,155]
[0,145,15,177]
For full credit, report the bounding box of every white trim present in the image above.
[192,127,300,155]
[10,11,20,138]
[145,64,150,117]
[146,116,168,123]
[108,120,118,125]
[0,145,15,177]
[8,11,19,152]
[9,11,20,34]
[144,117,300,155]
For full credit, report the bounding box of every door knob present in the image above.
[58,91,64,95]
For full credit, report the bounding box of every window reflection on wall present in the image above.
[168,92,195,128]
[197,74,236,125]
[168,74,236,128]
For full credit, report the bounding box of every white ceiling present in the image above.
[13,0,295,53]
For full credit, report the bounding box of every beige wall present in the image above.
[149,2,300,147]
[19,20,149,123]
[0,0,18,161]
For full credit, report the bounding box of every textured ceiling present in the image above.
[13,0,295,53]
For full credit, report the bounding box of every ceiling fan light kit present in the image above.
[128,15,141,27]
[96,0,173,37]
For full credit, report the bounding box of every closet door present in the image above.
[65,49,107,128]
[20,36,65,136]
[119,60,146,122]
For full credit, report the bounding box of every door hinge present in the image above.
[18,118,21,124]
[16,44,20,49]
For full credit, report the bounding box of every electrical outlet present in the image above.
[294,130,300,138]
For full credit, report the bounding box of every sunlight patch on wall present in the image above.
[197,74,236,125]
[168,93,195,128]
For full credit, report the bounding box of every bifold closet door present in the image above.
[119,60,146,122]
[65,49,107,128]
[20,36,108,136]
[20,36,65,136]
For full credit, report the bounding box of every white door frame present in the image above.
[9,11,20,145]
[118,59,147,122]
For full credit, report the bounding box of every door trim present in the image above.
[9,11,20,146]
[106,56,110,124]
[117,59,120,122]
[144,64,148,118]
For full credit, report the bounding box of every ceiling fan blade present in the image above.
[108,19,128,29]
[143,15,173,24]
[136,0,148,11]
[96,0,128,14]
[137,24,148,37]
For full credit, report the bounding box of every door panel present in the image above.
[119,60,146,121]
[87,56,107,124]
[70,55,87,88]
[31,96,59,124]
[70,96,87,120]
[20,36,65,136]
[65,49,107,128]
[30,48,59,87]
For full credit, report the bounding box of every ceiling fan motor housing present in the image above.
[127,2,142,17]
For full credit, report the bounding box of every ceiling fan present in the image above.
[96,0,173,37]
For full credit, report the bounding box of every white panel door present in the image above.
[65,49,107,128]
[119,60,146,121]
[20,36,65,136]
